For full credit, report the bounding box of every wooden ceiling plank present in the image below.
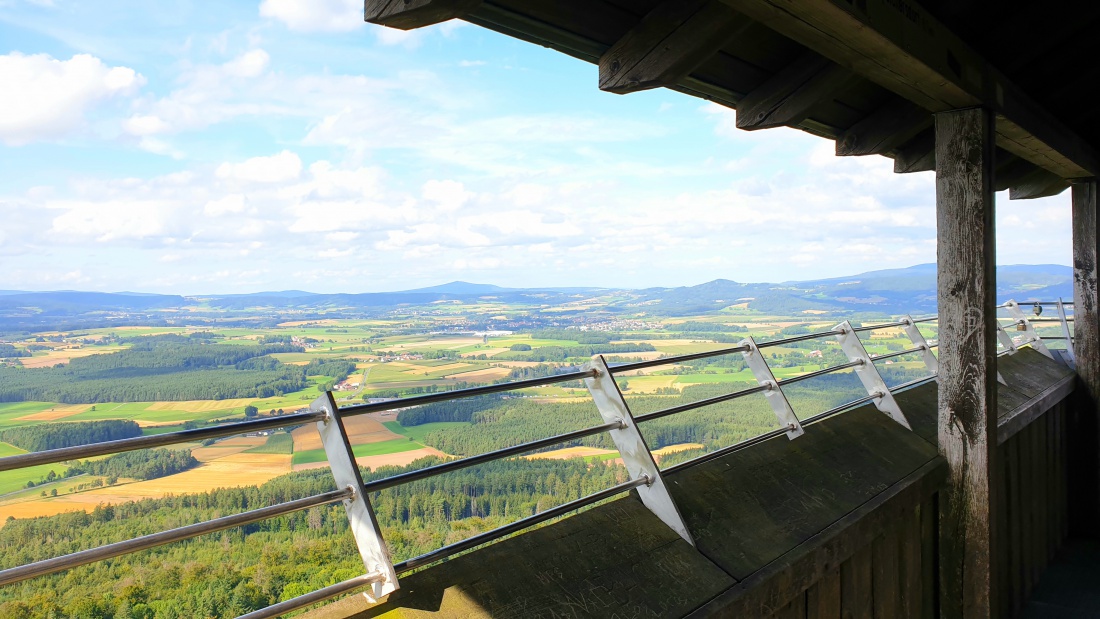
[717,0,1099,179]
[366,0,482,30]
[735,53,857,131]
[836,98,931,157]
[599,0,745,95]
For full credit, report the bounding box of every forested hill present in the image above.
[0,337,355,403]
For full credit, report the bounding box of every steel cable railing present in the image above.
[0,305,1062,618]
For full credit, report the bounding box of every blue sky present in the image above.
[0,0,1072,294]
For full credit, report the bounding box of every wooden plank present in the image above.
[687,459,947,618]
[920,497,937,619]
[872,529,902,618]
[736,52,856,130]
[996,372,1075,445]
[841,545,874,619]
[900,505,923,617]
[1046,409,1058,562]
[836,97,930,157]
[935,107,998,619]
[1020,423,1035,597]
[714,0,1100,178]
[366,0,481,30]
[773,592,806,619]
[805,567,841,619]
[333,493,735,619]
[1033,416,1048,583]
[995,437,1010,619]
[893,130,935,174]
[668,403,938,579]
[599,0,743,94]
[1071,180,1100,534]
[1008,435,1024,614]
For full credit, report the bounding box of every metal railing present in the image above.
[0,304,1066,617]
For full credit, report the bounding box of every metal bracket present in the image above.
[832,321,911,430]
[582,355,695,546]
[901,315,938,375]
[1003,300,1054,359]
[1058,298,1075,363]
[995,321,1018,355]
[738,337,804,439]
[311,392,398,602]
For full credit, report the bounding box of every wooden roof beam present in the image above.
[892,130,934,174]
[365,0,481,30]
[736,53,856,131]
[717,0,1100,179]
[836,98,931,157]
[1008,168,1070,200]
[599,0,744,95]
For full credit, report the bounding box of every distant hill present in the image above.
[0,264,1075,328]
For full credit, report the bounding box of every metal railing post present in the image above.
[1003,299,1054,359]
[739,337,805,439]
[832,321,911,429]
[311,392,398,601]
[901,315,939,375]
[582,355,695,546]
[1058,297,1076,362]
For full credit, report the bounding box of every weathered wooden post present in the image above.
[935,107,998,618]
[1070,180,1100,533]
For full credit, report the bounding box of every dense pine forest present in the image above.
[0,458,627,619]
[71,449,199,481]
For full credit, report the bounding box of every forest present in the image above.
[0,420,142,452]
[0,341,315,403]
[70,449,199,481]
[0,457,627,619]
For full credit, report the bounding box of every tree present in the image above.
[244,405,258,418]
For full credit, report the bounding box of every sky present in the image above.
[0,0,1074,294]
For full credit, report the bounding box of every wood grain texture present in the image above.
[736,53,855,130]
[893,130,935,174]
[598,0,742,94]
[365,0,481,30]
[836,97,930,157]
[935,107,998,619]
[1071,180,1100,534]
[805,566,840,619]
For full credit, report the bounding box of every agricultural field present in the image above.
[0,299,941,527]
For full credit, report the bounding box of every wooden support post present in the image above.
[1070,180,1100,534]
[935,107,998,618]
[599,0,742,95]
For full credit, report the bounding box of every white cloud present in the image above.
[259,0,362,32]
[222,49,270,78]
[422,180,473,212]
[204,194,247,216]
[0,52,144,145]
[216,151,302,183]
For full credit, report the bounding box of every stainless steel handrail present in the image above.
[237,573,385,619]
[0,488,353,586]
[363,420,625,493]
[0,410,326,473]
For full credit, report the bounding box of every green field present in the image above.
[0,442,69,496]
[247,433,294,455]
[291,437,425,465]
[384,421,469,443]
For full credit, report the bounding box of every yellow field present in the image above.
[524,446,616,461]
[145,398,253,412]
[446,367,512,382]
[0,453,292,521]
[277,319,340,327]
[651,443,704,459]
[15,404,93,421]
[293,446,446,472]
[20,347,123,368]
[291,416,398,452]
[190,436,266,461]
[618,375,679,393]
[462,348,509,358]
